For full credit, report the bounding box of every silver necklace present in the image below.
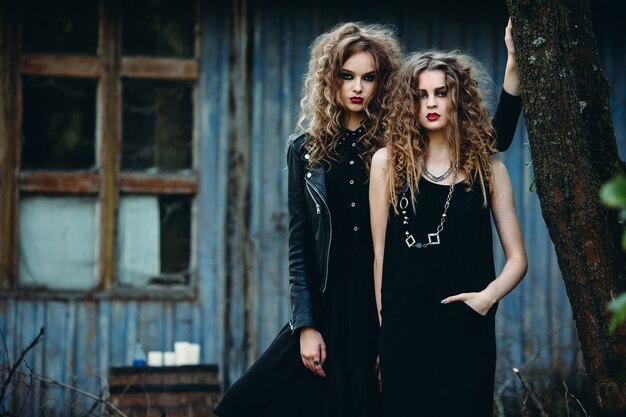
[421,158,453,182]
[400,169,457,249]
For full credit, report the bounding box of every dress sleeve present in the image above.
[492,89,522,152]
[286,138,315,333]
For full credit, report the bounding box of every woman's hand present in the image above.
[505,17,515,55]
[503,17,520,96]
[440,291,496,316]
[299,327,327,377]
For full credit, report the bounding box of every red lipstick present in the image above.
[350,97,364,104]
[426,112,440,121]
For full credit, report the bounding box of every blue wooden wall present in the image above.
[1,0,624,415]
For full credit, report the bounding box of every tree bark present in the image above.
[506,0,626,415]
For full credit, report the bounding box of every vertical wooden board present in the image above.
[32,302,45,415]
[163,300,174,351]
[0,299,17,369]
[4,301,38,416]
[109,301,129,367]
[190,303,203,354]
[124,301,138,367]
[197,0,231,375]
[0,300,17,412]
[41,301,73,414]
[96,300,110,417]
[138,301,165,354]
[250,4,287,356]
[173,301,195,347]
[248,4,265,358]
[72,301,100,413]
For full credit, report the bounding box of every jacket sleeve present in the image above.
[286,139,315,333]
[492,89,522,152]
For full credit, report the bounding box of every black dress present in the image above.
[379,179,498,417]
[214,126,381,417]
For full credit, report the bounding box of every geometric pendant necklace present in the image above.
[400,166,457,249]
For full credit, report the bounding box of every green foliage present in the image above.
[600,175,626,208]
[600,174,626,332]
[608,293,626,333]
[599,174,626,250]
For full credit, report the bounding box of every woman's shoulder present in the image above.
[371,147,389,170]
[489,157,508,176]
[372,147,389,162]
[288,132,308,154]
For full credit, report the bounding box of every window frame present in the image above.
[0,0,201,299]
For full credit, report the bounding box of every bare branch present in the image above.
[563,381,590,417]
[0,327,44,404]
[512,367,549,417]
[28,373,128,417]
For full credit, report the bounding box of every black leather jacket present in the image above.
[286,89,522,334]
[287,133,331,333]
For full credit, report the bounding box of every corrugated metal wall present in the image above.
[1,0,624,414]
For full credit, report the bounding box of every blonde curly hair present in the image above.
[383,50,497,211]
[295,22,402,169]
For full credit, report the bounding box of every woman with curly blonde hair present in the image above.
[370,48,528,417]
[216,21,403,417]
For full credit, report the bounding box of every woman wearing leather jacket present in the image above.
[215,21,520,417]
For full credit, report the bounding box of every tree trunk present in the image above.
[506,0,626,415]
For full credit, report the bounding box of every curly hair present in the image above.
[295,22,403,169]
[383,50,497,211]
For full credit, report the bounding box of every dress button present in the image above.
[349,180,354,184]
[353,226,359,231]
[304,153,310,160]
[352,143,356,147]
[351,202,356,207]
[349,160,354,165]
[306,172,312,178]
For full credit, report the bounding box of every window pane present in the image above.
[122,0,195,57]
[22,0,98,54]
[122,79,193,172]
[19,196,98,290]
[21,76,97,171]
[117,195,191,287]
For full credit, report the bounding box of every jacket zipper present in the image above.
[305,177,332,293]
[305,182,321,214]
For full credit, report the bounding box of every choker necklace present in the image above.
[400,167,457,249]
[421,159,453,182]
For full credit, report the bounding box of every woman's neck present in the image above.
[426,133,450,162]
[344,113,365,131]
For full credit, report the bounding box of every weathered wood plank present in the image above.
[19,54,102,78]
[99,0,122,290]
[197,0,232,381]
[0,0,20,288]
[121,57,198,80]
[73,302,99,412]
[118,174,197,194]
[109,301,128,367]
[18,172,100,194]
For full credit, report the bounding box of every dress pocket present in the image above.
[458,301,489,329]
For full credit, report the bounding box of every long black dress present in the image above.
[214,90,521,417]
[380,178,498,417]
[214,126,381,417]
